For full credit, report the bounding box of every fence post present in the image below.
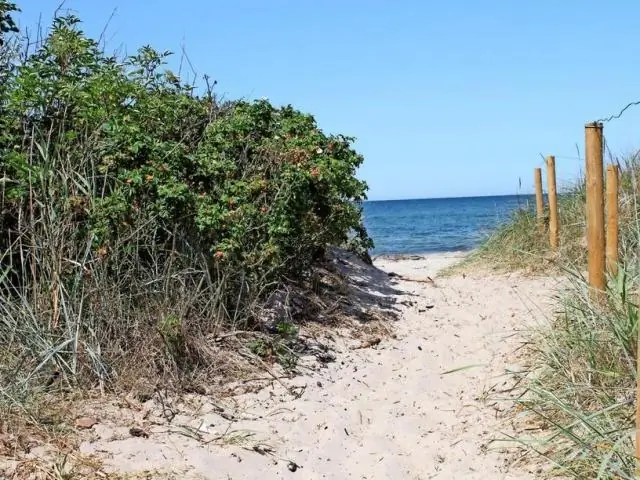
[606,164,619,277]
[534,167,544,231]
[546,156,559,250]
[585,122,605,297]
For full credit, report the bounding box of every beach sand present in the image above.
[71,252,560,479]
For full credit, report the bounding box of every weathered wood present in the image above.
[585,122,605,297]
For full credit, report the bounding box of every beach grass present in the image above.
[471,153,640,478]
[452,180,586,275]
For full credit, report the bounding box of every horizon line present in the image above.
[365,192,537,202]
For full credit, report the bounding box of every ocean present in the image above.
[362,194,535,256]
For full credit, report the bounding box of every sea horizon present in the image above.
[365,192,537,203]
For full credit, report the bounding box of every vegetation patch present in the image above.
[0,5,397,474]
[471,153,640,478]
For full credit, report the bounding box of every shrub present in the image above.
[0,1,18,44]
[0,10,372,393]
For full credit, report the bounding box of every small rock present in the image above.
[129,427,149,438]
[316,381,323,388]
[287,461,299,472]
[75,417,99,429]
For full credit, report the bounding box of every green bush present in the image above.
[0,11,372,390]
[0,1,18,44]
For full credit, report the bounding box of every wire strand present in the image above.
[596,100,640,123]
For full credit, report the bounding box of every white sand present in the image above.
[74,252,560,479]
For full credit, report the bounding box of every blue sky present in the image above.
[16,1,640,200]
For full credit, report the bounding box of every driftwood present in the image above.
[387,272,436,285]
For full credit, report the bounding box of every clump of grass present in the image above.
[468,153,640,276]
[508,267,637,478]
[459,181,587,274]
[470,207,550,271]
[476,154,640,478]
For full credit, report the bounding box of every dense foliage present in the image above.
[0,1,18,44]
[0,10,372,388]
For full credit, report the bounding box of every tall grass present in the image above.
[509,270,637,478]
[477,155,640,478]
[466,181,587,273]
[0,132,254,402]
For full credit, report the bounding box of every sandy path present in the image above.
[78,254,559,479]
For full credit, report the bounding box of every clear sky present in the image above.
[16,1,640,200]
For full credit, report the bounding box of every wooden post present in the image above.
[546,156,559,250]
[606,164,619,277]
[534,167,544,230]
[585,122,605,296]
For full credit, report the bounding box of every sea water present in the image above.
[362,195,534,256]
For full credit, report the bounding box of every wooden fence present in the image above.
[533,120,632,457]
[534,122,616,293]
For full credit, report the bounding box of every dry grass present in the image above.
[502,270,637,478]
[0,245,400,476]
